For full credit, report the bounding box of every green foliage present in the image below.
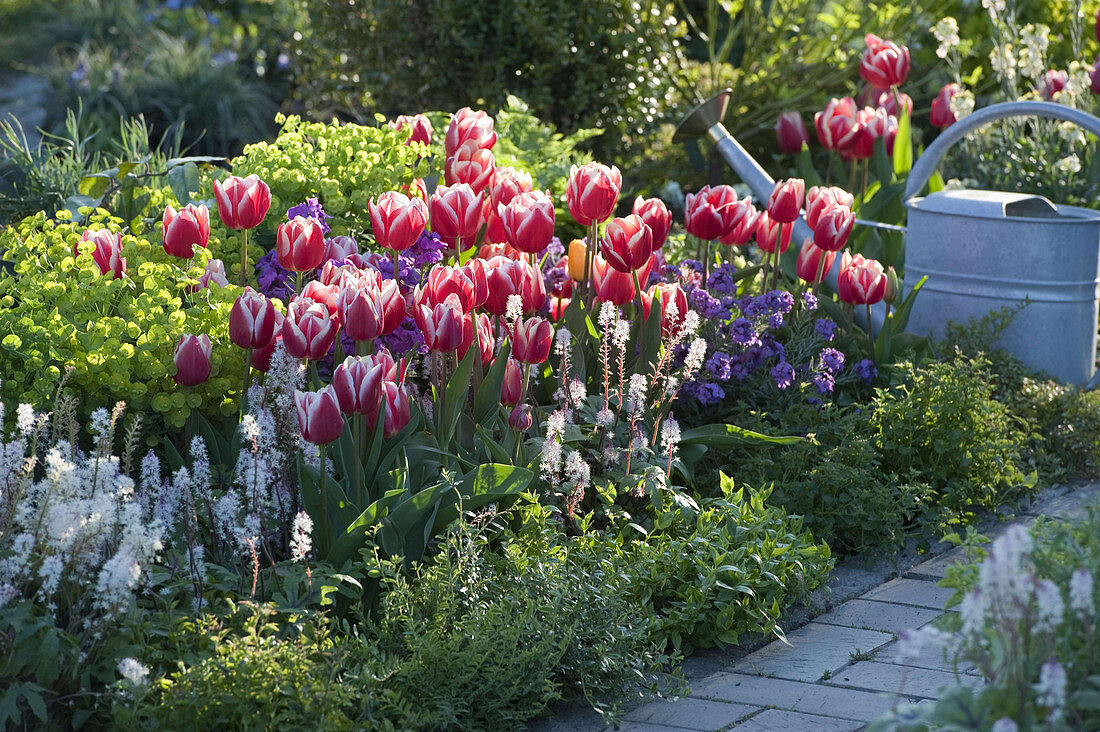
[870,356,1035,527]
[571,480,833,653]
[0,206,245,430]
[290,0,681,158]
[230,114,422,238]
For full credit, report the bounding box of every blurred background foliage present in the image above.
[0,0,1095,209]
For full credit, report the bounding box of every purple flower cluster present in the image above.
[287,198,332,235]
[855,358,877,384]
[814,318,837,341]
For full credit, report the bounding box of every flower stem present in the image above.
[865,301,876,363]
[702,239,712,289]
[239,227,250,287]
[240,349,251,419]
[318,442,329,557]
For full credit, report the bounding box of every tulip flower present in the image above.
[814,97,861,151]
[860,34,910,90]
[685,184,738,241]
[805,186,854,230]
[813,203,855,252]
[379,279,407,336]
[276,216,326,274]
[462,258,490,309]
[930,83,960,129]
[162,203,210,259]
[873,89,913,118]
[1039,69,1069,101]
[796,238,836,284]
[418,265,477,313]
[429,183,484,251]
[566,162,622,227]
[864,107,899,155]
[302,280,341,316]
[767,178,805,224]
[632,196,672,251]
[485,167,535,244]
[483,257,546,315]
[403,178,428,201]
[567,240,588,281]
[775,111,809,154]
[367,381,411,438]
[445,107,497,156]
[500,190,556,254]
[173,334,212,387]
[593,254,652,306]
[1091,56,1100,95]
[75,228,126,279]
[648,282,688,336]
[511,317,554,365]
[213,174,271,230]
[325,235,358,261]
[837,252,888,305]
[196,259,229,290]
[444,142,495,194]
[332,356,385,415]
[718,197,759,246]
[754,211,792,255]
[391,114,433,147]
[600,214,653,273]
[284,298,339,361]
[370,191,429,255]
[339,283,385,342]
[295,384,344,445]
[459,312,495,366]
[367,347,407,383]
[500,357,524,406]
[230,287,277,350]
[250,312,284,372]
[417,296,466,352]
[509,406,533,432]
[549,297,570,321]
[318,260,354,287]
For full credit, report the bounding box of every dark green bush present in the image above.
[290,0,681,155]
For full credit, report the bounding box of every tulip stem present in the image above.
[813,252,827,293]
[760,250,770,296]
[318,443,329,557]
[240,349,252,419]
[355,414,364,507]
[239,227,250,287]
[865,302,876,363]
[390,249,399,281]
[702,239,711,289]
[584,222,597,292]
[295,271,304,299]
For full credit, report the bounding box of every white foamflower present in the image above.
[290,511,313,562]
[626,374,648,415]
[683,338,708,377]
[1070,568,1093,618]
[1035,659,1067,721]
[1034,579,1064,633]
[931,17,959,58]
[118,657,150,686]
[949,89,976,120]
[15,404,35,435]
[505,294,523,326]
[991,719,1018,732]
[660,417,681,460]
[563,450,590,488]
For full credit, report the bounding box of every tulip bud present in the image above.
[418,264,477,312]
[600,214,653,273]
[883,266,899,306]
[767,178,805,224]
[718,197,759,246]
[685,185,738,241]
[567,239,588,281]
[814,97,861,151]
[276,216,326,273]
[173,334,212,387]
[75,228,126,279]
[429,183,484,251]
[874,89,913,118]
[445,107,497,156]
[775,111,809,154]
[294,384,344,445]
[500,190,556,254]
[213,174,271,230]
[230,287,277,350]
[367,381,412,438]
[837,252,888,305]
[391,114,433,147]
[332,356,385,415]
[567,162,622,227]
[445,141,495,194]
[795,239,836,284]
[511,317,554,365]
[367,346,407,383]
[930,83,960,129]
[500,357,524,406]
[860,33,910,90]
[162,203,210,259]
[509,405,533,432]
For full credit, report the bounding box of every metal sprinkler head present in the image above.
[672,90,732,144]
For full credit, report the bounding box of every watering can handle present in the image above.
[904,100,1100,200]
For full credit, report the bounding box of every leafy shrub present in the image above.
[870,356,1034,527]
[230,114,422,238]
[290,0,682,156]
[874,505,1100,730]
[0,206,243,430]
[728,404,927,554]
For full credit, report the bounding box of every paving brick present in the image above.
[874,639,975,675]
[824,661,980,699]
[817,599,944,634]
[624,698,758,730]
[906,548,967,580]
[619,724,692,732]
[691,672,898,722]
[733,623,893,682]
[1025,484,1100,521]
[861,578,954,610]
[727,709,863,732]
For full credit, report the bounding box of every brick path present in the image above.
[555,481,1100,732]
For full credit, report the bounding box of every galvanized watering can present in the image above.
[676,93,1100,386]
